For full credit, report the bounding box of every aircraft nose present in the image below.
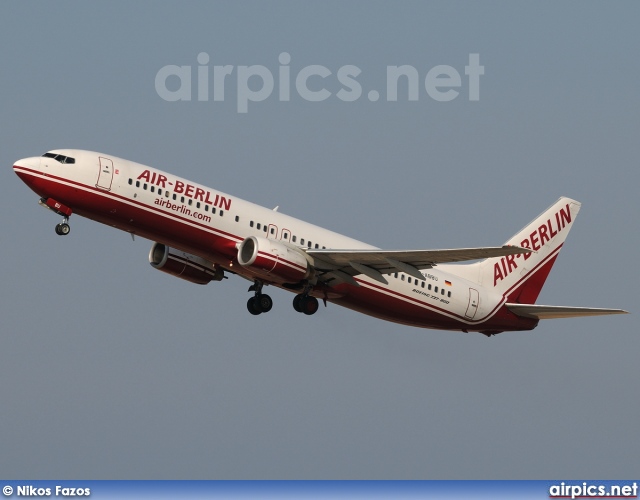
[13,156,42,183]
[13,156,40,173]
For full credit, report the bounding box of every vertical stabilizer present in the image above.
[472,197,581,304]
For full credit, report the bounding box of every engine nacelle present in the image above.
[237,236,311,283]
[149,242,224,285]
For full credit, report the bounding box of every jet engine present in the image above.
[237,236,311,283]
[149,242,224,285]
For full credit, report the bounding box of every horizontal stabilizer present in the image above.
[506,303,629,320]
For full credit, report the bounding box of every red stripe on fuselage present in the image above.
[16,167,311,283]
[14,166,239,241]
[16,167,541,332]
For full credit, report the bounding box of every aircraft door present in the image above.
[96,156,114,191]
[465,288,479,319]
[280,228,291,242]
[267,224,278,239]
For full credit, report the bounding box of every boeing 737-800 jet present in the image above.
[13,150,627,335]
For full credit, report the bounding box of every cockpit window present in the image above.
[42,152,75,164]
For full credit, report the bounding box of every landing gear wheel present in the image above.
[300,296,319,316]
[247,297,262,315]
[55,223,70,236]
[257,294,273,313]
[293,294,303,313]
[246,280,275,315]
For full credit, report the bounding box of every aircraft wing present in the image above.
[306,245,531,286]
[506,304,629,319]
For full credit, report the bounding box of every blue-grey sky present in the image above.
[1,1,638,479]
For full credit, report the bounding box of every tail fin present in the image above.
[471,197,581,304]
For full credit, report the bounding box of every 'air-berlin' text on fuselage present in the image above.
[493,203,572,286]
[136,169,231,210]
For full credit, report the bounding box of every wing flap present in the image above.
[506,304,629,320]
[308,245,531,276]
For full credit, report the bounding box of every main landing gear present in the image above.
[55,217,71,236]
[245,281,320,317]
[247,280,273,315]
[292,287,319,316]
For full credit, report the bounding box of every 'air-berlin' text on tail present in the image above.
[470,197,580,304]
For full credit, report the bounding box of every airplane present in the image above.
[13,149,627,336]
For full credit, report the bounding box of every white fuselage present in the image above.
[13,149,537,334]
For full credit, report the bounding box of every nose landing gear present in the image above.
[55,217,71,236]
[39,198,72,236]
